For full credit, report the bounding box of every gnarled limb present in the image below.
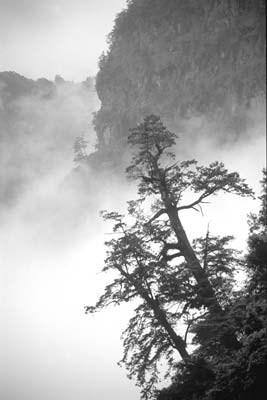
[145,209,167,225]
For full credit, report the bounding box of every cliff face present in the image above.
[0,72,97,205]
[94,0,266,155]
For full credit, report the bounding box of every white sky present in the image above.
[0,0,127,81]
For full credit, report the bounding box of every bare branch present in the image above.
[145,209,167,225]
[162,252,182,261]
[202,224,210,272]
[176,192,208,211]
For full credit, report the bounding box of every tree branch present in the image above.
[160,242,182,261]
[145,209,167,225]
[184,312,209,344]
[176,191,211,211]
[162,252,182,261]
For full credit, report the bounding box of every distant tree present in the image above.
[73,135,89,163]
[86,115,254,398]
[83,76,95,90]
[54,74,65,84]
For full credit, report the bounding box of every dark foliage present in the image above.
[246,169,267,295]
[85,116,265,399]
[158,168,267,400]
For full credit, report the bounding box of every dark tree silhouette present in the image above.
[73,135,88,163]
[246,169,267,295]
[86,115,255,398]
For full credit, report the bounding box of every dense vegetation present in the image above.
[86,116,267,399]
[93,0,265,156]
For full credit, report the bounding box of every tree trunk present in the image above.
[167,203,222,314]
[120,267,190,361]
[162,197,241,350]
[150,297,190,361]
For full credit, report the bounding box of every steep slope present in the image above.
[93,0,265,158]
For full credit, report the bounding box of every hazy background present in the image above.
[0,1,266,400]
[0,0,127,81]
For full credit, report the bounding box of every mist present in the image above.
[0,75,97,206]
[0,80,141,399]
[0,0,128,80]
[0,73,265,400]
[172,101,266,248]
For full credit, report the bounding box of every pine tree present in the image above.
[73,135,88,163]
[86,115,254,397]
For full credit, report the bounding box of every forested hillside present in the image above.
[93,0,265,159]
[0,72,96,205]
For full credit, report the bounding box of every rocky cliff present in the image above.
[93,0,265,159]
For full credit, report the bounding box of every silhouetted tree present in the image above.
[73,135,88,163]
[86,115,254,398]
